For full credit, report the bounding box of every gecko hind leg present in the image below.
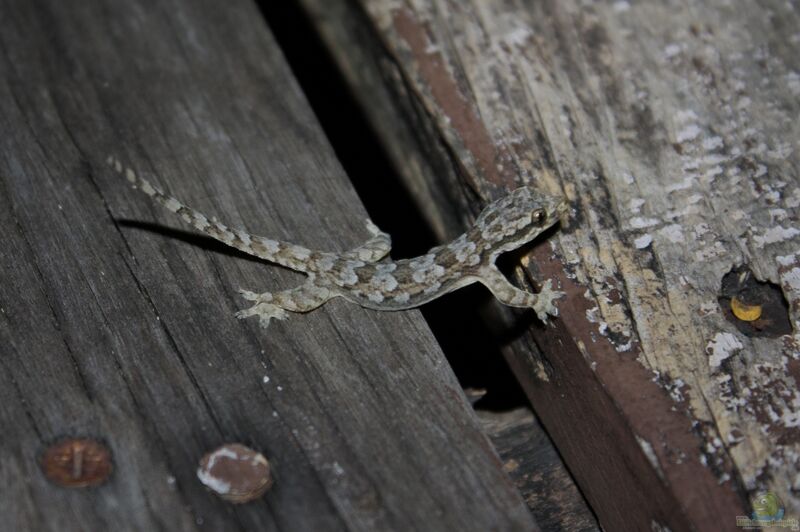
[477,266,564,322]
[342,219,392,263]
[236,282,334,328]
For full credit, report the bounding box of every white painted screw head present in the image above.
[197,443,273,503]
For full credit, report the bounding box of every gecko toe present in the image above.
[238,288,259,301]
[236,301,289,328]
[258,307,289,328]
[533,280,565,322]
[238,289,274,303]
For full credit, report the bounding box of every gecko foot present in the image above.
[533,279,565,323]
[235,301,289,328]
[238,288,270,302]
[235,289,287,328]
[235,284,332,328]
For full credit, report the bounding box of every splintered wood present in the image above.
[301,0,800,529]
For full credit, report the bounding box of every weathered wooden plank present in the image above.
[479,408,599,532]
[0,0,537,530]
[299,0,800,530]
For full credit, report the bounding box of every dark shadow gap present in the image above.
[256,0,528,410]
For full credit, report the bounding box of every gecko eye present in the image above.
[531,209,547,226]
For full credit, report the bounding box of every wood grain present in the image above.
[300,0,800,529]
[0,0,536,529]
[479,408,599,532]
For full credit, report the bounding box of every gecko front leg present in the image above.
[342,219,391,263]
[476,266,564,322]
[236,280,335,328]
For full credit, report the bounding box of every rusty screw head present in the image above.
[197,443,272,503]
[40,438,113,488]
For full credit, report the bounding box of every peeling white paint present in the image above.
[629,197,645,213]
[707,333,743,369]
[505,26,532,47]
[687,194,704,204]
[634,234,653,249]
[197,448,241,495]
[636,435,665,480]
[694,242,727,262]
[752,226,800,248]
[702,165,723,180]
[702,153,727,166]
[699,301,718,315]
[666,177,695,192]
[769,208,788,221]
[782,266,800,293]
[676,124,702,143]
[786,188,800,208]
[730,209,747,221]
[615,340,633,352]
[658,224,684,244]
[630,217,660,229]
[675,109,698,122]
[668,378,686,403]
[197,469,231,495]
[702,136,724,150]
[777,254,797,267]
[424,37,440,55]
[613,1,631,13]
[664,43,682,59]
[693,223,711,237]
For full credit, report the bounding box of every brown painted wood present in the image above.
[0,0,538,529]
[299,0,800,530]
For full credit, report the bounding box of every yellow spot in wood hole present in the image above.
[731,297,762,322]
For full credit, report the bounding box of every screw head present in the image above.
[197,443,273,503]
[40,438,113,488]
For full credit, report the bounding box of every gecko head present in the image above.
[475,186,566,254]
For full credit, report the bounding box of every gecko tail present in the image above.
[107,155,183,211]
[106,155,313,272]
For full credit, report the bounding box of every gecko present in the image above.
[108,156,567,328]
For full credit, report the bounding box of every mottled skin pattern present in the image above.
[109,157,566,327]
